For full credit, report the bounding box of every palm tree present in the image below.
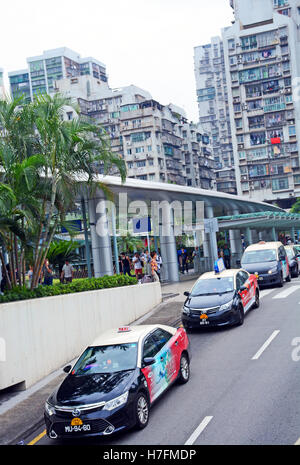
[117,232,145,253]
[0,93,127,290]
[47,240,81,275]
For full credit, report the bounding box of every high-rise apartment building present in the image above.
[7,48,215,189]
[194,37,237,194]
[59,77,215,187]
[223,0,300,207]
[8,48,109,102]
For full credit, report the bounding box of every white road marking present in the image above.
[184,416,213,445]
[295,437,300,445]
[252,330,280,360]
[260,289,274,299]
[273,286,300,299]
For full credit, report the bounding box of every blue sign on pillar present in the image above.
[133,217,151,234]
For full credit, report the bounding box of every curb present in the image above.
[7,417,45,445]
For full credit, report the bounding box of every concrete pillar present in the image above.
[229,209,243,268]
[271,227,277,242]
[88,198,114,277]
[159,239,169,282]
[159,209,179,283]
[291,227,296,243]
[245,227,252,248]
[258,231,264,241]
[252,230,259,243]
[205,206,218,270]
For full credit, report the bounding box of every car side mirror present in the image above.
[63,365,72,374]
[239,285,248,292]
[143,357,156,367]
[184,291,190,297]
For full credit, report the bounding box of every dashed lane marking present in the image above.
[273,286,300,299]
[251,330,280,360]
[184,416,213,446]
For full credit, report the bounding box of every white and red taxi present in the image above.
[44,325,190,440]
[182,268,259,329]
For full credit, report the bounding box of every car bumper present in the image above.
[182,308,238,329]
[44,402,136,439]
[256,272,281,286]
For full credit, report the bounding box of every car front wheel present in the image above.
[178,353,190,384]
[253,290,260,309]
[135,392,150,429]
[236,304,245,326]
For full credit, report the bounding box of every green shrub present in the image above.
[0,275,138,304]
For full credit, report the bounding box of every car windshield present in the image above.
[72,343,138,376]
[242,249,277,264]
[191,277,234,296]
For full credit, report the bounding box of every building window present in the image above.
[272,177,289,191]
[289,125,296,136]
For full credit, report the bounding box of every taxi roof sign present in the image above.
[118,326,132,333]
[214,258,226,274]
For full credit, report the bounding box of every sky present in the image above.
[1,0,234,121]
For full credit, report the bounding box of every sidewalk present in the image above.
[0,277,198,445]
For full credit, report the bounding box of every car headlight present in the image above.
[103,391,129,411]
[219,300,233,312]
[268,267,278,275]
[45,401,56,416]
[182,305,191,316]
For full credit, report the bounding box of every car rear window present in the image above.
[242,249,277,264]
[285,248,294,259]
[72,343,138,375]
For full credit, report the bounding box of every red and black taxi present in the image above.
[44,324,190,440]
[182,266,260,329]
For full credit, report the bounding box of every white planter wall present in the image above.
[0,282,161,390]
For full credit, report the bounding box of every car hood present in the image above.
[186,291,235,309]
[49,369,136,407]
[241,261,278,274]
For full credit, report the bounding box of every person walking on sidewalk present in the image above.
[223,244,231,269]
[121,254,134,277]
[150,251,160,283]
[132,252,143,278]
[61,260,74,283]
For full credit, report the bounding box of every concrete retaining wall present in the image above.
[0,282,162,390]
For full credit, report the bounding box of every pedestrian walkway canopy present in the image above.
[217,211,300,231]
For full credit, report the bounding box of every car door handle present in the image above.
[160,356,164,361]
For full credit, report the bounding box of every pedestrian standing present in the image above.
[121,254,133,277]
[192,247,201,274]
[223,245,231,269]
[179,247,188,274]
[27,265,33,289]
[61,260,74,283]
[150,251,160,283]
[156,250,162,281]
[43,259,53,286]
[132,253,143,278]
[142,249,152,276]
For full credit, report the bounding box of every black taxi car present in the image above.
[44,325,190,439]
[182,268,259,329]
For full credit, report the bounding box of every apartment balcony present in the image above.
[161,134,182,147]
[191,141,199,151]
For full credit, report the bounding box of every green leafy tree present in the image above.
[0,94,127,290]
[291,198,300,214]
[47,240,81,274]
